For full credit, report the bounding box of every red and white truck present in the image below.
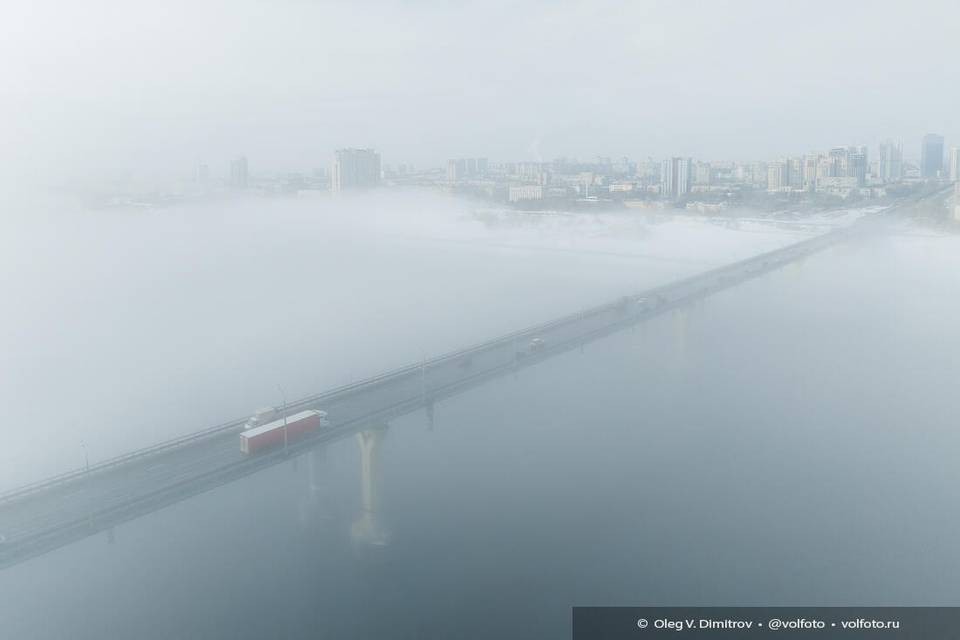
[239,410,329,455]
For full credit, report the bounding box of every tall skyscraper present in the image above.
[921,134,944,178]
[788,157,803,189]
[828,147,848,177]
[660,157,692,198]
[766,160,789,191]
[230,156,249,188]
[447,159,464,182]
[802,154,820,191]
[949,147,960,182]
[332,148,381,192]
[847,146,867,186]
[878,140,903,182]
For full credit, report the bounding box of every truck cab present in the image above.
[245,407,279,430]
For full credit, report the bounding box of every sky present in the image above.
[1,0,958,183]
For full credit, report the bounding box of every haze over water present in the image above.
[1,195,959,638]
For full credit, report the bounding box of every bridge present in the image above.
[0,188,946,569]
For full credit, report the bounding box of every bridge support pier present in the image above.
[351,423,390,547]
[426,402,435,431]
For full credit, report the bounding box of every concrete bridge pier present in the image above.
[426,402,435,431]
[351,423,390,547]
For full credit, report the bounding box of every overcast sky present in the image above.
[2,0,958,182]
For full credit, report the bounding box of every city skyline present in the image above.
[141,131,957,183]
[3,1,960,184]
[185,131,949,182]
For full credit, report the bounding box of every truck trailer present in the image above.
[239,410,328,455]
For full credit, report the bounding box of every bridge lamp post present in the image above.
[80,440,90,473]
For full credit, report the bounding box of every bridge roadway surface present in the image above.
[0,189,944,569]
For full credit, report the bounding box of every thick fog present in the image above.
[3,2,960,638]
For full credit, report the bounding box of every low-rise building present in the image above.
[815,176,859,196]
[508,184,544,202]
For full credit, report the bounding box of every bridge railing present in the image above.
[0,415,253,505]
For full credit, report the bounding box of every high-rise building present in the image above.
[230,156,249,188]
[635,159,661,185]
[660,157,692,198]
[802,154,820,191]
[921,134,944,178]
[446,157,488,182]
[816,154,833,181]
[766,161,786,191]
[447,159,464,182]
[332,148,381,192]
[693,161,712,185]
[788,157,803,189]
[847,146,867,186]
[823,146,867,185]
[949,147,960,182]
[828,147,848,177]
[878,140,903,182]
